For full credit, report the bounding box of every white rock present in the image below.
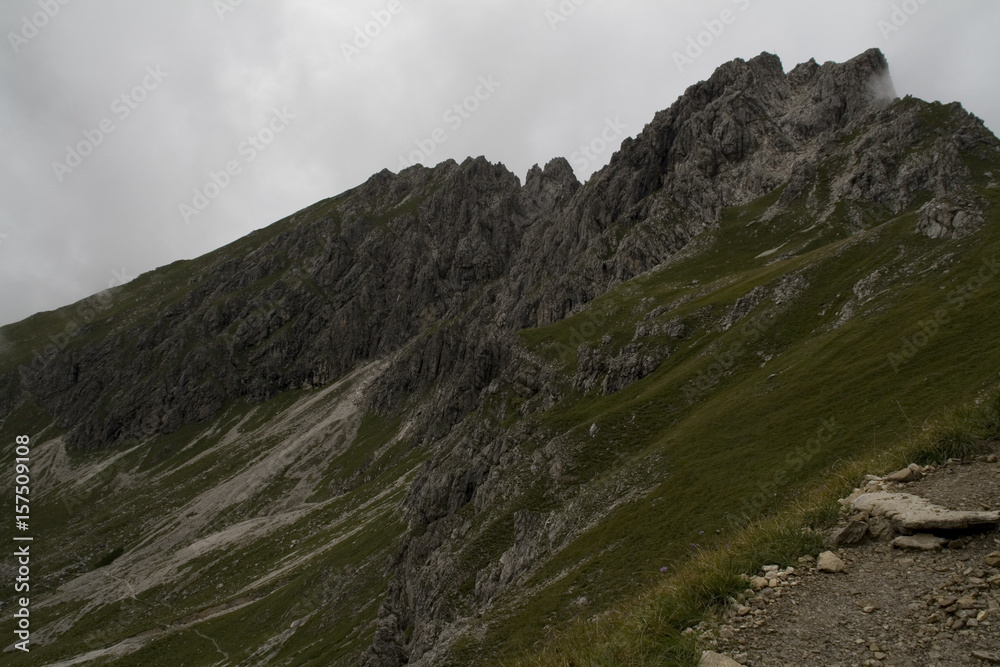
[817,551,846,573]
[885,466,921,483]
[892,533,947,551]
[698,651,743,667]
[851,492,1000,531]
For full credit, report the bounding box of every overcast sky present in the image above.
[1,0,998,327]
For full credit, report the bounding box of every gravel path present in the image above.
[704,450,1000,666]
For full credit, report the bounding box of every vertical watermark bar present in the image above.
[12,434,33,652]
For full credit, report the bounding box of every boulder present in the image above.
[850,492,1000,533]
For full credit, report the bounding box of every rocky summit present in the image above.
[2,48,1000,665]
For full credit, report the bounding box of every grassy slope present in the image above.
[1,104,997,666]
[0,376,420,665]
[445,149,1000,664]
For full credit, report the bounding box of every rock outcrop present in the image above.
[851,491,1000,533]
[705,453,1000,666]
[3,47,1000,667]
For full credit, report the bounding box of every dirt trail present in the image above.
[704,448,1000,666]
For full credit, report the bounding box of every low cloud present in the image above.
[1,0,997,326]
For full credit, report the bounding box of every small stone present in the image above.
[937,595,958,608]
[948,536,972,549]
[957,596,978,610]
[833,520,869,545]
[798,555,816,564]
[863,605,877,614]
[867,518,891,539]
[971,651,1000,664]
[698,650,742,666]
[892,534,947,551]
[985,552,1000,568]
[886,467,921,483]
[874,652,887,660]
[767,578,779,589]
[736,605,751,616]
[762,564,780,572]
[720,626,735,639]
[750,576,769,591]
[988,454,998,463]
[978,610,989,621]
[817,551,846,573]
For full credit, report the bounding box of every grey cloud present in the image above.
[1,0,998,326]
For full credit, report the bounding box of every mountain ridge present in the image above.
[6,47,994,455]
[3,47,1000,666]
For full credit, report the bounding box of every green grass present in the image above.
[502,379,1000,667]
[455,158,1000,664]
[3,96,1000,666]
[4,367,423,667]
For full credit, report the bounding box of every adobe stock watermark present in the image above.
[61,461,120,517]
[887,255,999,372]
[681,309,778,404]
[876,0,932,40]
[52,65,168,183]
[673,0,751,73]
[545,0,589,31]
[737,417,839,519]
[25,267,135,377]
[213,0,245,21]
[178,106,295,224]
[340,0,415,64]
[570,117,628,174]
[8,0,72,54]
[397,75,502,170]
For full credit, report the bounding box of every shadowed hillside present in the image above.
[2,48,1000,665]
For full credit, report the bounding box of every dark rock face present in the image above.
[360,51,1000,666]
[575,342,666,395]
[916,198,985,239]
[9,48,995,453]
[3,49,999,665]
